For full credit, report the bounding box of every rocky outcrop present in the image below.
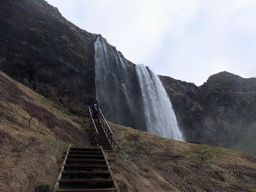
[160,72,256,155]
[159,76,203,142]
[0,0,97,106]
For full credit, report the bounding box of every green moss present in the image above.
[55,139,68,150]
[181,144,236,162]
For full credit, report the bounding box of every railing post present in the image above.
[97,107,114,147]
[88,107,99,143]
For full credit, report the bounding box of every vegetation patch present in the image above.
[107,122,256,192]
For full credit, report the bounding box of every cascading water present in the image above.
[94,35,184,141]
[136,64,183,141]
[94,36,146,130]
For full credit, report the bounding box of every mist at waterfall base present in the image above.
[95,36,183,141]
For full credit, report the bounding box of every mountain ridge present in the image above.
[0,0,256,191]
[1,0,256,155]
[206,71,256,92]
[160,71,256,155]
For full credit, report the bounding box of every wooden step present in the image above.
[64,164,108,171]
[98,135,106,137]
[59,179,114,183]
[66,159,106,164]
[97,137,109,140]
[56,188,117,192]
[61,171,111,179]
[64,164,108,168]
[58,179,114,189]
[67,154,104,159]
[98,142,110,144]
[62,171,110,175]
[97,136,108,139]
[99,145,111,148]
[55,143,116,190]
[97,139,109,142]
[70,147,101,150]
[98,142,110,145]
[68,151,103,155]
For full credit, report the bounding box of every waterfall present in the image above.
[94,36,146,130]
[136,64,183,141]
[94,36,183,141]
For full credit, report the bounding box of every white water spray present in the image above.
[136,64,183,141]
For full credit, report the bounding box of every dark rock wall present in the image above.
[0,0,97,106]
[1,0,256,154]
[160,72,256,148]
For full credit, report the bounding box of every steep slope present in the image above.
[0,71,256,191]
[0,0,97,106]
[108,122,256,192]
[0,71,93,191]
[160,71,256,156]
[1,0,256,158]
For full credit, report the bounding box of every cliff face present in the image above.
[160,72,256,155]
[94,36,148,131]
[0,0,97,106]
[1,0,256,155]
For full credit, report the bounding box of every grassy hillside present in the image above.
[231,122,256,157]
[0,71,256,191]
[0,71,93,191]
[107,123,256,192]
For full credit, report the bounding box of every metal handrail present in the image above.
[98,107,113,145]
[88,107,99,140]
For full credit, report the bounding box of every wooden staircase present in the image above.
[89,106,113,151]
[54,107,117,191]
[95,121,112,151]
[54,147,117,192]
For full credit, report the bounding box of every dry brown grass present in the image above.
[0,71,93,191]
[1,70,256,191]
[107,122,256,192]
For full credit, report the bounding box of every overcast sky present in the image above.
[47,0,256,86]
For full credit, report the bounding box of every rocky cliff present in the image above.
[0,0,97,106]
[160,72,256,155]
